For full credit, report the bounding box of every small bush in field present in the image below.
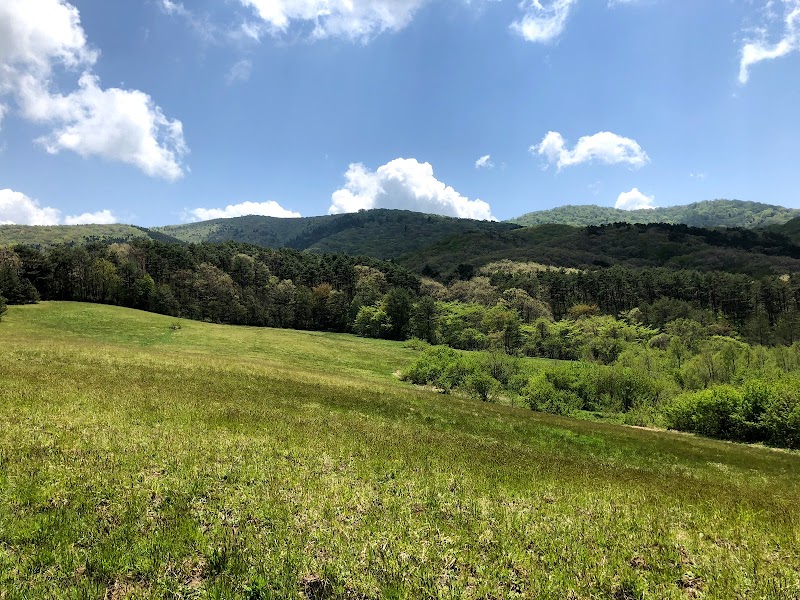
[465,371,500,402]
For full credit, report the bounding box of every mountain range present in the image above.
[2,200,800,278]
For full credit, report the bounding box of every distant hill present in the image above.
[0,224,161,248]
[1,210,516,257]
[766,217,800,244]
[154,209,519,259]
[398,222,800,279]
[509,200,800,229]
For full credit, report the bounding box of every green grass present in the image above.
[1,303,799,599]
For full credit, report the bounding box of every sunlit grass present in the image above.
[1,302,798,599]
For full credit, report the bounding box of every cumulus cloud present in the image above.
[532,131,649,170]
[0,188,117,225]
[739,0,800,84]
[63,209,118,225]
[186,201,301,222]
[474,154,494,169]
[0,189,61,225]
[239,0,427,42]
[615,187,655,210]
[512,0,576,43]
[329,158,495,220]
[0,0,188,179]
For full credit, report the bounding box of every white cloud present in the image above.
[512,0,576,43]
[474,154,494,169]
[0,188,117,225]
[329,158,495,220]
[0,0,188,180]
[532,131,650,170]
[0,189,61,225]
[63,209,118,225]
[615,187,655,210]
[186,201,301,222]
[226,59,253,85]
[239,0,427,41]
[739,1,800,84]
[690,172,707,180]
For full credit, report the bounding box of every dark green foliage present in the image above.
[400,221,800,278]
[154,209,517,259]
[510,199,800,229]
[0,240,420,335]
[0,294,6,321]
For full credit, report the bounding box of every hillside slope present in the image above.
[509,199,800,228]
[0,224,153,247]
[767,216,800,244]
[399,221,800,278]
[155,209,518,259]
[1,302,799,598]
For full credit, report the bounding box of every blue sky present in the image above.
[1,0,799,226]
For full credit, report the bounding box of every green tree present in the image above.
[383,288,413,340]
[0,294,7,321]
[410,296,438,343]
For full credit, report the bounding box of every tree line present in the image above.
[3,241,800,347]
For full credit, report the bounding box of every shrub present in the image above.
[760,379,800,449]
[403,338,431,352]
[523,374,582,416]
[402,346,460,386]
[665,386,743,439]
[465,371,501,402]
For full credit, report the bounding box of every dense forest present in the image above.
[404,221,800,279]
[3,238,800,448]
[510,199,800,228]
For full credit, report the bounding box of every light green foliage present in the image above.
[1,303,800,598]
[0,223,151,247]
[510,199,800,228]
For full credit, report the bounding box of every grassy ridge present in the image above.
[1,303,799,598]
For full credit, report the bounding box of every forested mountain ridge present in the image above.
[509,200,800,228]
[0,224,178,247]
[400,221,800,279]
[153,209,519,259]
[0,210,518,257]
[766,217,800,244]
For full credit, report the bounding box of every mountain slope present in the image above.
[398,222,800,278]
[154,209,519,259]
[509,200,800,228]
[766,216,800,244]
[0,224,153,247]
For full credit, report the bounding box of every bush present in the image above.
[465,371,501,402]
[523,374,582,416]
[402,346,459,386]
[0,294,6,322]
[760,379,800,449]
[403,338,431,352]
[665,386,744,439]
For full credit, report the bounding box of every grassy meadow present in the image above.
[0,303,799,599]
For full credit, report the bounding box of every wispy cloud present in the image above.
[739,0,800,84]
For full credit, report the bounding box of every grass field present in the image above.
[1,303,799,599]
